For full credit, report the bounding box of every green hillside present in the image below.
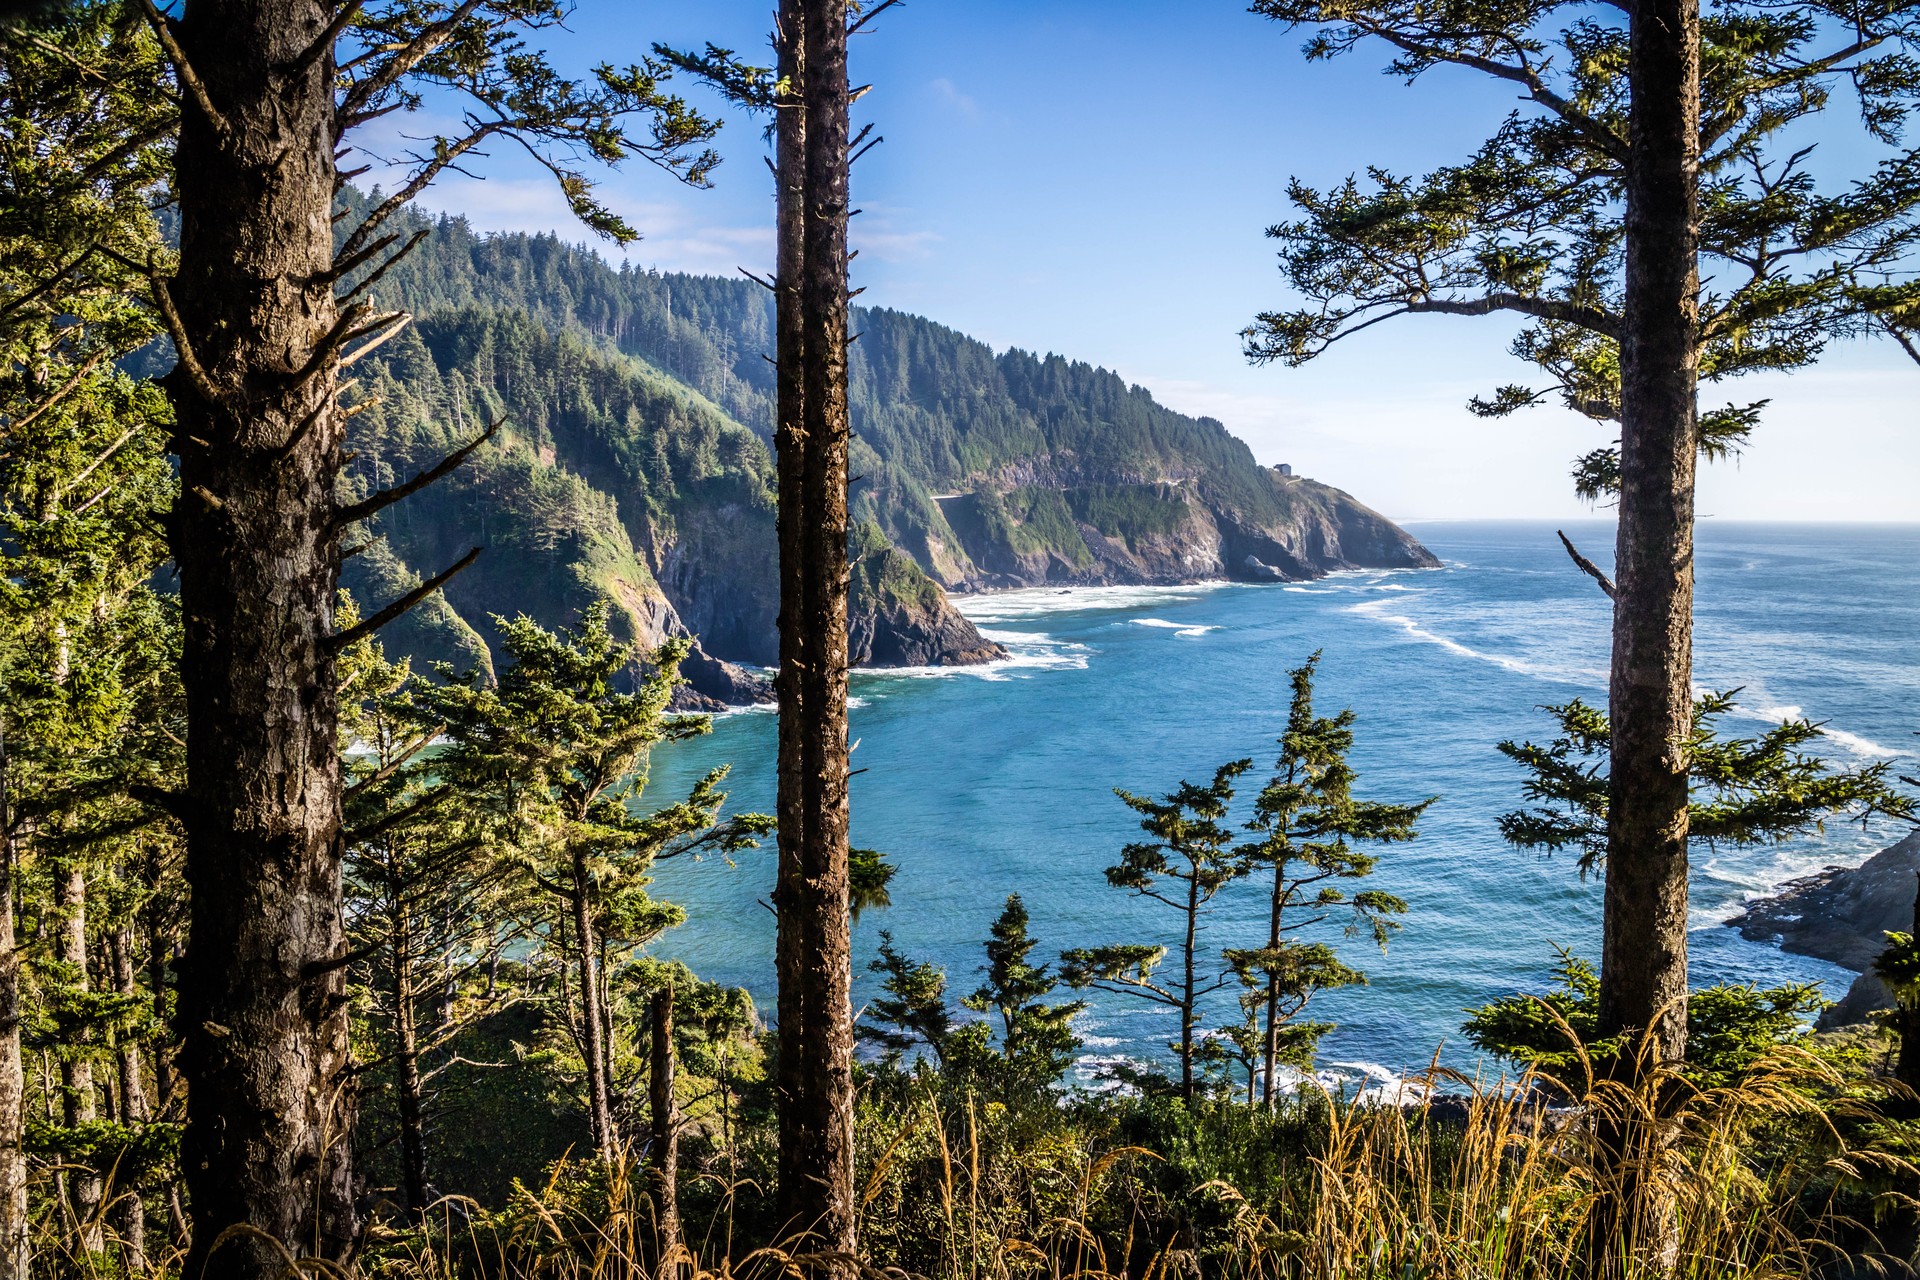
[341,197,1433,697]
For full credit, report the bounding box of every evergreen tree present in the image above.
[1,7,180,1267]
[1243,0,1920,1107]
[337,603,527,1221]
[418,604,768,1162]
[1489,695,1914,1081]
[859,933,954,1069]
[1498,693,1916,872]
[1227,654,1428,1107]
[1465,949,1827,1092]
[117,0,722,1266]
[1875,899,1920,1094]
[962,894,1084,1093]
[1063,761,1251,1102]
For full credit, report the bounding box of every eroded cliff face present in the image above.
[923,468,1436,590]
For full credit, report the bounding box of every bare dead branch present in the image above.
[338,228,432,307]
[132,0,230,138]
[343,727,447,801]
[325,546,481,654]
[333,414,502,529]
[334,0,485,139]
[1558,529,1616,599]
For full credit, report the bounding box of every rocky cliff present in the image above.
[1727,830,1920,1028]
[336,206,1433,701]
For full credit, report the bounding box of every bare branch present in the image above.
[1409,292,1619,338]
[325,546,481,654]
[338,309,414,369]
[848,0,904,36]
[337,228,431,307]
[334,0,485,138]
[1557,529,1616,599]
[3,350,109,441]
[333,414,502,529]
[132,0,230,138]
[342,726,447,801]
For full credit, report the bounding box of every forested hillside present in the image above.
[343,199,1434,698]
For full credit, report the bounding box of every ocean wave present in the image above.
[1346,599,1598,683]
[1721,696,1904,759]
[952,581,1234,623]
[852,632,1092,685]
[1269,1060,1433,1107]
[1129,618,1186,629]
[1690,827,1895,926]
[1175,626,1216,638]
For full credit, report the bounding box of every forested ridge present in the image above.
[341,197,1434,693]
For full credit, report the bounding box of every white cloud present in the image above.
[929,77,981,120]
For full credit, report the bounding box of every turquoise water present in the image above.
[646,521,1920,1091]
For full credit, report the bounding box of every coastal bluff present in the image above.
[1727,829,1920,1028]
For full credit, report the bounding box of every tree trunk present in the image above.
[1598,0,1700,1268]
[1261,858,1286,1109]
[1179,875,1198,1102]
[570,863,616,1160]
[648,986,680,1268]
[1896,874,1920,1093]
[0,735,28,1280]
[169,2,358,1275]
[111,926,148,1273]
[773,0,857,1268]
[390,903,429,1220]
[56,861,103,1256]
[144,860,175,1118]
[1604,0,1700,1074]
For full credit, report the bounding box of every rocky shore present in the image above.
[1726,829,1920,1028]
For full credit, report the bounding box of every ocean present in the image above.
[646,520,1920,1094]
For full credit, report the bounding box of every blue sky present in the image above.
[360,0,1918,521]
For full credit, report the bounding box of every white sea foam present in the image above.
[1720,695,1904,758]
[952,581,1234,623]
[1266,1060,1434,1107]
[1346,598,1604,684]
[852,630,1092,685]
[1130,618,1185,629]
[1175,627,1215,638]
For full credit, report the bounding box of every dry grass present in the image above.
[353,1038,1900,1280]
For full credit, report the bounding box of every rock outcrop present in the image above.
[1726,830,1920,1028]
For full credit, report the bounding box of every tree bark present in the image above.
[0,735,28,1280]
[1598,0,1700,1268]
[773,0,857,1269]
[169,2,358,1275]
[1603,0,1700,1071]
[648,986,680,1268]
[56,861,103,1256]
[570,861,616,1160]
[111,926,148,1273]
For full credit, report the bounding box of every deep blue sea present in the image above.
[647,521,1920,1095]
